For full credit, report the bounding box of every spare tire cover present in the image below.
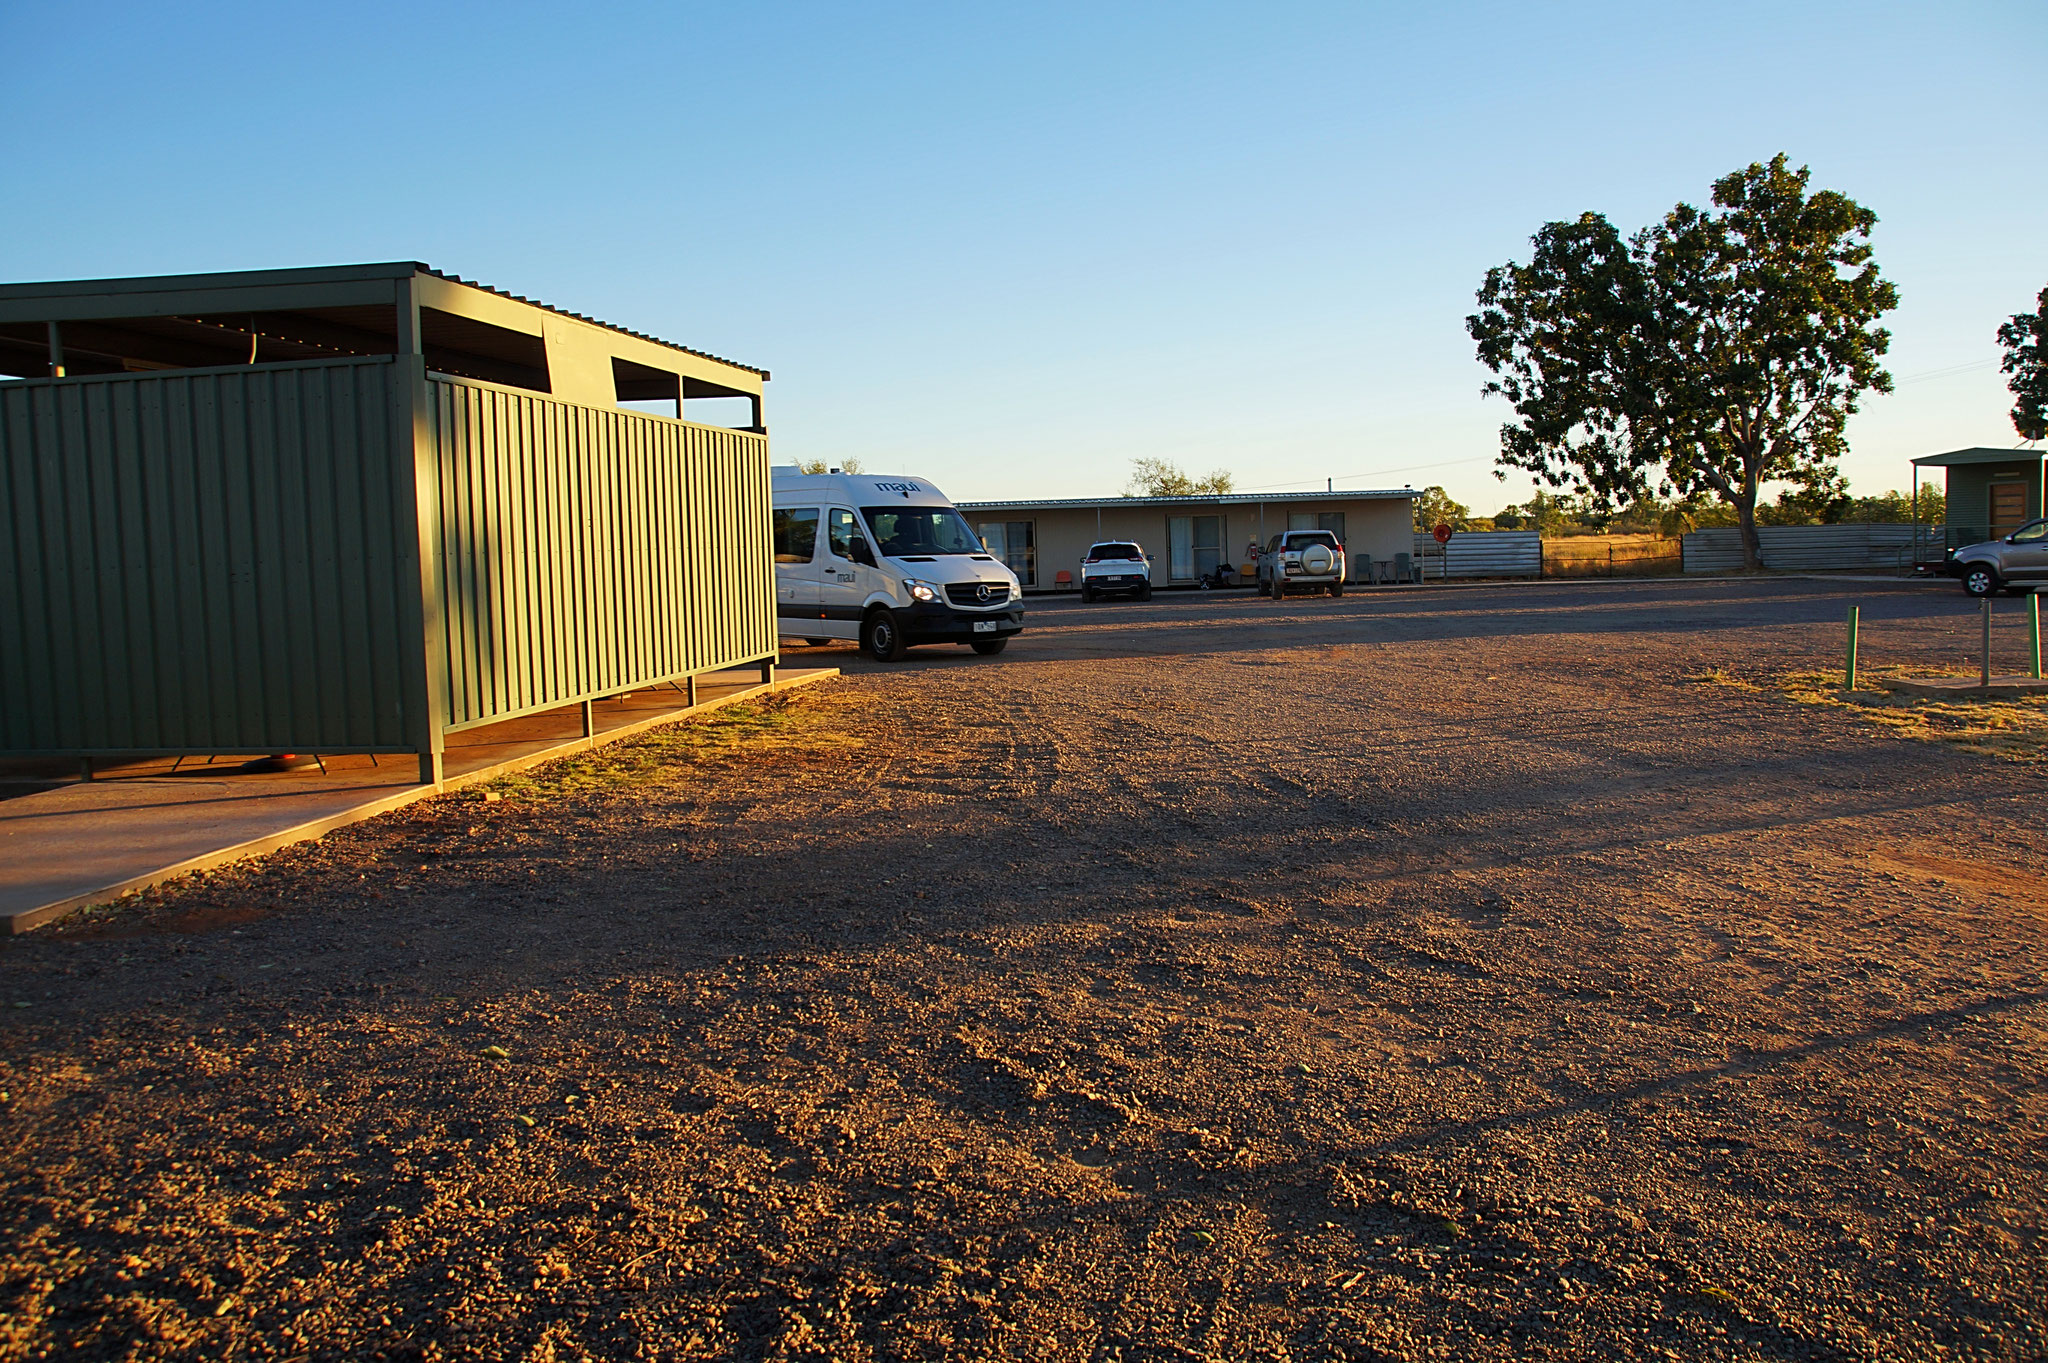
[1300,543,1334,575]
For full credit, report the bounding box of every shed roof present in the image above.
[0,261,767,380]
[956,488,1418,511]
[1911,445,2043,467]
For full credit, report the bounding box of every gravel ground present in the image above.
[2,577,2043,1362]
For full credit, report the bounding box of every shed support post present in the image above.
[580,699,594,737]
[47,322,65,378]
[760,655,776,687]
[396,273,449,796]
[79,757,93,782]
[687,674,699,707]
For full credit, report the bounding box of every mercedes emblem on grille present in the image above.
[976,583,993,602]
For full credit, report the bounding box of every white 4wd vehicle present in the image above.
[1080,541,1153,602]
[1258,530,1346,598]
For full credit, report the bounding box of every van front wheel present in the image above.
[970,638,1009,655]
[862,608,908,661]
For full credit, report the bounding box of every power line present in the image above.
[1891,357,1997,386]
[1238,454,1495,493]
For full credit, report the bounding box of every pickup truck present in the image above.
[1080,541,1154,602]
[1952,518,2048,597]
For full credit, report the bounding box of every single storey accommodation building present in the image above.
[954,489,1418,591]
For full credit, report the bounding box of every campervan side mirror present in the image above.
[851,540,877,567]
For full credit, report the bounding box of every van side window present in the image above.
[774,508,819,563]
[828,508,872,563]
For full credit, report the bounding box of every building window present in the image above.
[1168,515,1224,581]
[1287,511,1346,543]
[979,521,1035,585]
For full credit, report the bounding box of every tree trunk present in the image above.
[1735,487,1762,571]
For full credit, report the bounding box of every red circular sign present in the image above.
[1433,523,1453,544]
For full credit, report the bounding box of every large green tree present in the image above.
[1997,284,2048,441]
[1469,154,1898,569]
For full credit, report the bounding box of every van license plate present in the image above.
[973,620,998,633]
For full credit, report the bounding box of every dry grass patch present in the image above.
[1755,670,2048,763]
[483,691,862,802]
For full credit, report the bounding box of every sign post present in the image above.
[1433,523,1453,581]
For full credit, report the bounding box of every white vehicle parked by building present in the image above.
[1079,541,1154,602]
[771,469,1025,661]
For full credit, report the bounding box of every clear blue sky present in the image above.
[5,1,2042,512]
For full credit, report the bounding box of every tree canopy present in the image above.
[1410,486,1469,532]
[1997,284,2048,441]
[1468,154,1898,569]
[1124,458,1233,497]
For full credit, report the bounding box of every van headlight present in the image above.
[903,579,938,603]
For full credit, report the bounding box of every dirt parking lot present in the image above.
[2,578,2044,1362]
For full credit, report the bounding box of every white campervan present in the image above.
[770,469,1025,661]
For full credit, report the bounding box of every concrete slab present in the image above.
[1876,674,2048,701]
[0,667,837,933]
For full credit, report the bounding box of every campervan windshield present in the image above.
[861,506,982,557]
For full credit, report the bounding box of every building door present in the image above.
[772,506,821,633]
[1168,515,1223,581]
[978,520,1035,585]
[1991,483,2029,540]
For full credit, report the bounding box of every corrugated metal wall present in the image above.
[1681,524,1916,574]
[1411,531,1542,578]
[425,376,775,732]
[0,358,420,755]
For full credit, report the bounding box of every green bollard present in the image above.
[1844,605,1859,690]
[1981,598,1993,688]
[2030,593,2042,680]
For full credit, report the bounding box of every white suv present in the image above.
[1080,541,1154,602]
[1259,530,1346,598]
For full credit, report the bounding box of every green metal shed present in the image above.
[1908,445,2046,567]
[0,263,778,783]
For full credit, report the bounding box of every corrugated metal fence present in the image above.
[425,376,775,731]
[0,357,421,755]
[1412,531,1542,578]
[1,359,777,760]
[1681,524,1916,574]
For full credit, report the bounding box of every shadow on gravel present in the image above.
[1354,986,2048,1158]
[808,580,1995,673]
